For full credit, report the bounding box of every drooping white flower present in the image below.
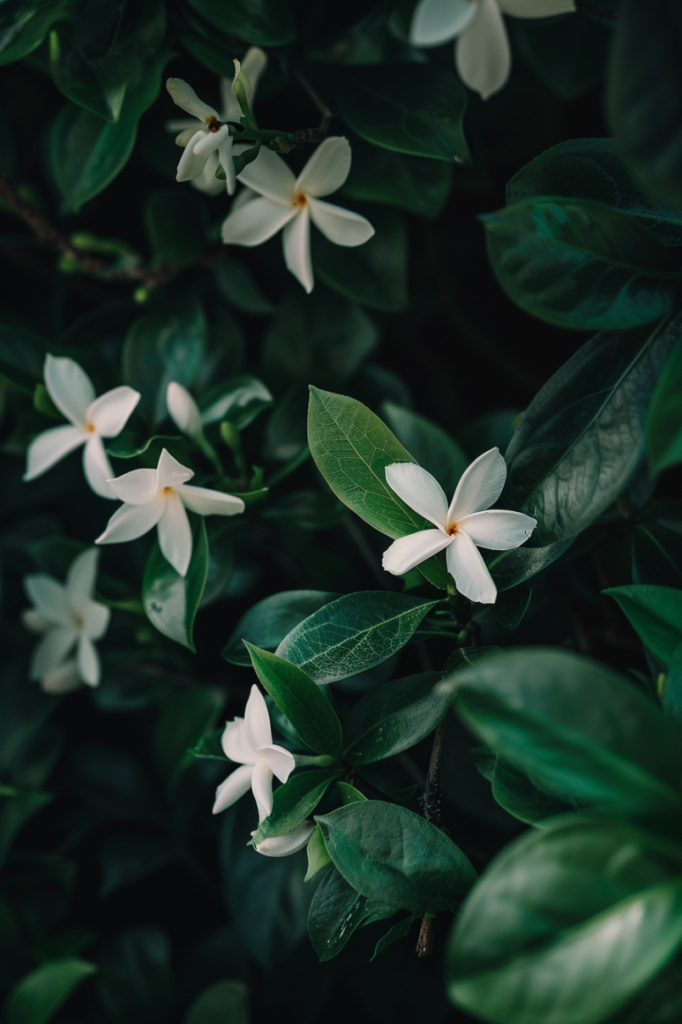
[22,548,110,693]
[221,137,375,293]
[410,0,576,100]
[166,382,203,442]
[95,448,245,577]
[382,448,537,604]
[166,47,268,197]
[23,355,140,499]
[212,685,296,820]
[252,820,315,857]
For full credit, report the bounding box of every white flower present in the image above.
[382,448,537,604]
[166,382,203,441]
[212,685,296,820]
[22,548,110,692]
[23,355,140,499]
[166,47,268,197]
[410,0,576,100]
[95,448,245,577]
[221,137,375,293]
[252,820,315,857]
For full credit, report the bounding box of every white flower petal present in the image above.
[222,718,257,764]
[86,385,140,437]
[447,448,507,524]
[244,685,272,750]
[456,0,512,100]
[22,609,52,633]
[250,756,274,822]
[30,626,77,679]
[24,575,70,625]
[410,0,478,45]
[107,467,157,505]
[190,152,224,196]
[308,198,375,247]
[174,126,197,147]
[44,354,95,426]
[221,46,268,120]
[96,499,165,545]
[77,634,100,686]
[446,531,498,604]
[157,492,192,577]
[382,529,452,576]
[156,448,194,490]
[193,124,229,156]
[41,659,82,694]
[499,0,575,16]
[177,484,245,517]
[257,744,296,784]
[212,763,254,814]
[254,820,315,857]
[177,130,210,182]
[295,137,352,198]
[80,599,111,641]
[83,435,116,499]
[236,145,296,202]
[282,206,314,293]
[221,196,298,247]
[385,463,449,528]
[65,548,98,606]
[230,184,259,212]
[458,509,537,550]
[167,382,203,438]
[23,424,85,481]
[217,136,236,196]
[167,117,196,133]
[166,78,219,122]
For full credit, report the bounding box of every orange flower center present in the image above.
[206,115,221,133]
[85,421,96,434]
[293,192,308,209]
[447,523,460,537]
[162,486,175,495]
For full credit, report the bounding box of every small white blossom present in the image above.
[382,448,537,604]
[252,820,315,857]
[410,0,576,100]
[22,548,110,692]
[212,685,296,820]
[23,355,140,499]
[95,448,245,577]
[221,137,375,293]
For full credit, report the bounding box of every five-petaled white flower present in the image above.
[221,137,375,293]
[166,47,268,197]
[167,74,241,195]
[212,684,296,821]
[382,448,537,604]
[23,355,140,499]
[95,448,245,577]
[410,0,576,100]
[22,548,110,693]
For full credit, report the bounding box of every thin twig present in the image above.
[293,70,333,135]
[415,716,448,958]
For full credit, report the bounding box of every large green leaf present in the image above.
[307,864,395,962]
[343,136,452,219]
[381,402,469,497]
[0,0,68,67]
[185,0,295,45]
[604,584,682,665]
[648,333,682,473]
[244,643,343,757]
[317,801,476,914]
[275,591,439,685]
[142,517,209,651]
[306,387,449,589]
[446,817,682,1024]
[482,198,681,331]
[252,769,339,842]
[222,590,338,667]
[607,0,682,212]
[5,958,97,1024]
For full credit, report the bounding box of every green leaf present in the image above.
[491,756,573,825]
[244,643,343,756]
[142,517,208,651]
[144,189,208,267]
[221,590,338,667]
[502,316,678,545]
[200,375,273,429]
[381,401,469,497]
[185,0,295,45]
[0,0,68,68]
[253,769,338,842]
[183,981,249,1024]
[446,818,682,1024]
[513,14,609,102]
[317,802,476,914]
[482,198,681,331]
[0,321,50,395]
[306,387,448,589]
[445,646,682,810]
[371,914,419,961]
[122,291,207,425]
[648,333,682,473]
[5,958,96,1024]
[307,864,396,962]
[275,592,440,685]
[304,823,331,881]
[343,672,450,764]
[342,135,452,218]
[337,782,367,805]
[605,584,682,665]
[607,0,682,212]
[327,63,469,164]
[213,257,275,316]
[153,686,224,781]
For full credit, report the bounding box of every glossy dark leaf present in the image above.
[185,0,295,45]
[221,590,338,667]
[648,333,682,473]
[605,584,682,665]
[5,958,96,1024]
[142,516,209,651]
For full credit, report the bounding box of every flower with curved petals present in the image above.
[212,685,296,821]
[95,448,245,577]
[221,136,375,293]
[252,819,315,857]
[382,448,537,604]
[23,355,140,499]
[410,0,576,100]
[22,548,110,693]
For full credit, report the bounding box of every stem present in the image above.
[416,716,448,958]
[293,70,333,134]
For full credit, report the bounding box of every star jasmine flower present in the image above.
[410,0,576,100]
[212,685,296,821]
[167,76,239,196]
[23,355,140,499]
[252,820,315,858]
[22,548,110,693]
[221,137,375,293]
[166,47,268,197]
[382,448,537,604]
[95,448,245,577]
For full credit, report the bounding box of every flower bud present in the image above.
[167,382,203,440]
